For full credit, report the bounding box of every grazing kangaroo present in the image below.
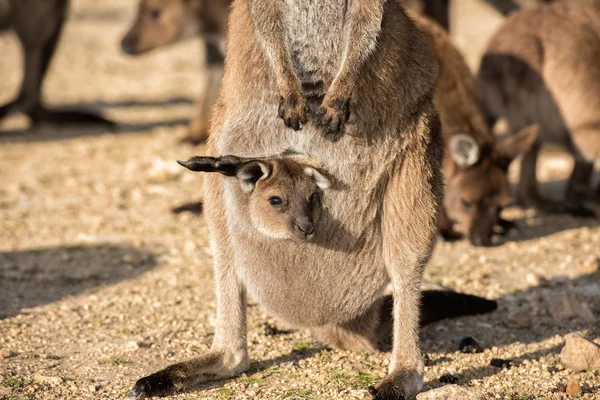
[0,0,113,126]
[121,0,231,143]
[478,2,600,216]
[129,0,445,399]
[412,15,538,246]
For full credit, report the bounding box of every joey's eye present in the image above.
[149,9,161,20]
[268,196,283,207]
[460,198,472,209]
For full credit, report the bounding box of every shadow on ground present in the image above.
[0,244,157,319]
[419,269,600,390]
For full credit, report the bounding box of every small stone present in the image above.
[565,378,580,395]
[0,349,17,360]
[416,384,484,400]
[550,295,595,321]
[263,323,292,337]
[33,374,64,385]
[526,273,540,286]
[505,304,533,329]
[490,358,512,369]
[124,340,140,351]
[560,334,600,372]
[439,373,459,384]
[459,337,483,354]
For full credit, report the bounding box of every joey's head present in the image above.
[444,125,538,246]
[121,0,222,55]
[178,155,332,240]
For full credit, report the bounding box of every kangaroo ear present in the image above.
[236,161,271,192]
[495,124,539,171]
[304,167,331,190]
[177,155,242,176]
[450,134,480,168]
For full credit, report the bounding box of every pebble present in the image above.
[550,295,595,321]
[439,373,459,384]
[560,334,600,372]
[490,358,512,369]
[459,337,483,354]
[0,349,17,360]
[416,384,484,400]
[505,304,533,329]
[565,378,580,395]
[33,374,64,385]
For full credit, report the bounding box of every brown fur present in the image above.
[129,0,444,399]
[478,2,600,215]
[413,15,538,245]
[121,0,231,143]
[0,0,113,126]
[178,154,332,240]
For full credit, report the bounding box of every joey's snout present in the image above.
[293,218,315,239]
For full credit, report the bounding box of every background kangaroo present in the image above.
[413,15,538,246]
[129,0,444,399]
[478,2,600,216]
[121,0,231,143]
[0,0,112,126]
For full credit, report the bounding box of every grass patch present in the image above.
[282,388,316,399]
[291,340,314,355]
[213,387,235,399]
[1,375,28,389]
[102,358,132,366]
[326,368,376,390]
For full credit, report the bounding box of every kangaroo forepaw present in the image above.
[128,371,176,398]
[317,96,350,141]
[368,370,423,400]
[278,93,308,131]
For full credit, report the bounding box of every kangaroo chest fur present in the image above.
[283,0,347,86]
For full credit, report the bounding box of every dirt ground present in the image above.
[0,1,599,399]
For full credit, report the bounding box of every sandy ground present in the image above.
[1,1,599,399]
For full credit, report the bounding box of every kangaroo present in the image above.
[478,2,600,216]
[178,154,332,240]
[0,0,113,126]
[129,0,444,399]
[412,15,538,246]
[121,0,231,143]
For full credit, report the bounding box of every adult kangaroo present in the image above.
[478,2,600,215]
[121,0,231,143]
[130,1,444,399]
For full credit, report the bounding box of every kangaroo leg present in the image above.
[183,41,224,144]
[3,0,113,126]
[566,160,594,203]
[129,174,249,398]
[422,0,450,31]
[370,113,443,400]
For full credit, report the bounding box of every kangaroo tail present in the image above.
[420,290,497,325]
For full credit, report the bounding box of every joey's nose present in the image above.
[294,220,315,238]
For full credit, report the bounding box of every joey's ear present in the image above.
[177,155,242,176]
[304,167,331,190]
[495,124,539,171]
[236,161,271,192]
[450,134,480,168]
